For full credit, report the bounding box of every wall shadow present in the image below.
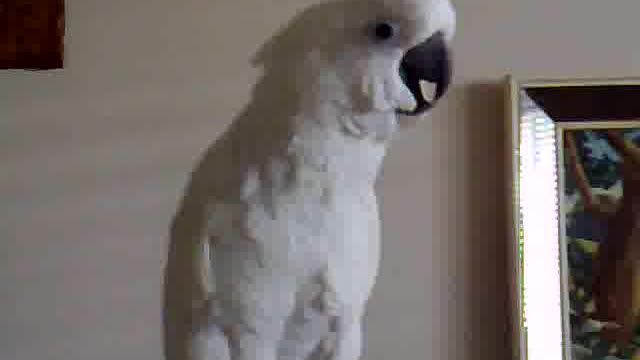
[463,81,512,360]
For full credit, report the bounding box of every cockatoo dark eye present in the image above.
[373,22,396,41]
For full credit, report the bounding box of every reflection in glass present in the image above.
[519,91,563,360]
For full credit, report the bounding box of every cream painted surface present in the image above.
[1,1,639,360]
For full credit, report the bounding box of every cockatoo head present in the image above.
[252,0,455,120]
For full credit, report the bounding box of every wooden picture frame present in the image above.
[0,0,65,70]
[506,77,640,360]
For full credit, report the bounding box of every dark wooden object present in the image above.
[0,0,65,70]
[525,85,640,122]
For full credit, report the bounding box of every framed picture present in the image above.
[559,121,640,360]
[506,77,640,360]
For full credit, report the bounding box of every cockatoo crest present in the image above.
[251,0,455,122]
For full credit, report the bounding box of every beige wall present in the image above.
[1,1,639,359]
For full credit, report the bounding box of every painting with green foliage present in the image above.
[561,125,640,360]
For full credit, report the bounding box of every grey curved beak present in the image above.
[397,31,451,116]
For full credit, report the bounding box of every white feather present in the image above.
[164,1,456,360]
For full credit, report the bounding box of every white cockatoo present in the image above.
[164,0,456,360]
